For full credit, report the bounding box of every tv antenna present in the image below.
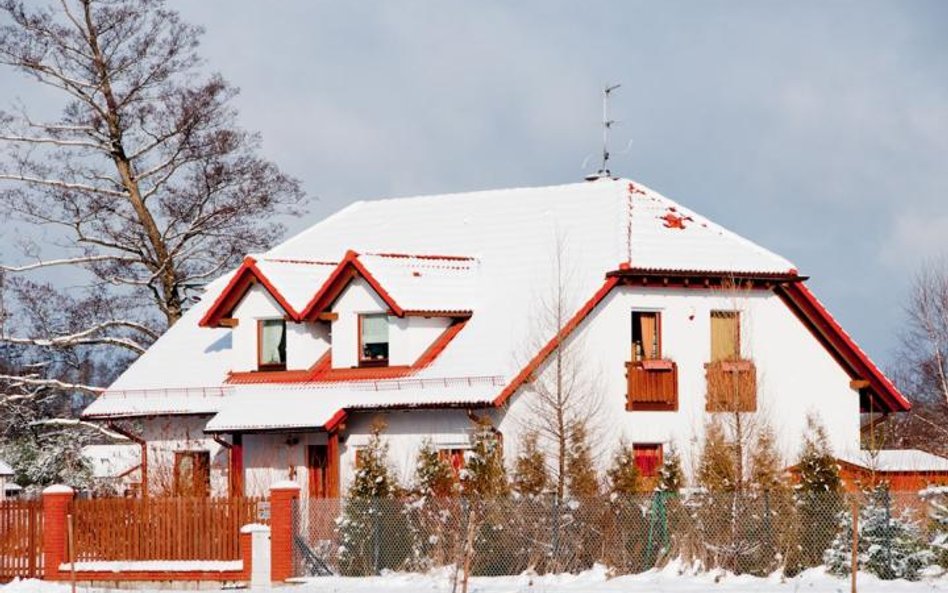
[585,83,621,181]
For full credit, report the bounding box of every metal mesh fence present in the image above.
[292,488,947,579]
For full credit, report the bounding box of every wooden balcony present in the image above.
[625,359,678,411]
[705,358,757,412]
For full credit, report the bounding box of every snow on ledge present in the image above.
[270,480,301,491]
[240,523,270,533]
[42,484,74,494]
[59,560,242,573]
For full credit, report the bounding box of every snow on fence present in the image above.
[293,488,948,581]
[69,496,266,562]
[0,499,43,581]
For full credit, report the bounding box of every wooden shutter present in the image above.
[710,311,740,361]
[632,444,663,477]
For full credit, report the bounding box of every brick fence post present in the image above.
[269,481,300,583]
[42,485,74,581]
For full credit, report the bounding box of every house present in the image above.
[0,457,15,500]
[81,444,144,496]
[80,177,912,498]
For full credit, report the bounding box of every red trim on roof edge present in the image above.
[300,250,405,321]
[776,282,910,413]
[494,277,619,406]
[199,257,301,327]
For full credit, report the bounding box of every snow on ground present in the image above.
[3,563,947,593]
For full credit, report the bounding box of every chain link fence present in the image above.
[292,488,947,580]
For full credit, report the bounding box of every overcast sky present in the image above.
[2,1,947,369]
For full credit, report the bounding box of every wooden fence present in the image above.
[0,500,43,581]
[70,497,267,562]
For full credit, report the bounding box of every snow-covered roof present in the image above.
[0,458,13,476]
[205,377,502,432]
[839,449,948,473]
[81,444,141,479]
[85,177,904,429]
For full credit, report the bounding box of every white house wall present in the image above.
[499,286,861,478]
[139,416,228,497]
[231,284,329,372]
[330,278,452,368]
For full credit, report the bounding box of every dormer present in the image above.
[203,251,476,381]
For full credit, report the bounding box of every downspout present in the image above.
[107,423,148,498]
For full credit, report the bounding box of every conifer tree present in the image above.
[565,421,599,497]
[787,413,844,575]
[920,486,948,568]
[697,418,738,491]
[461,416,508,497]
[413,439,456,497]
[656,442,684,493]
[607,441,640,496]
[749,423,784,491]
[825,484,933,580]
[511,430,548,496]
[338,419,405,575]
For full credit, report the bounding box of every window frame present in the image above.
[631,310,663,361]
[631,443,663,478]
[358,313,390,367]
[257,318,287,371]
[710,310,741,362]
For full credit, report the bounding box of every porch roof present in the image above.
[203,376,501,432]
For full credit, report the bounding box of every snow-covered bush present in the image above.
[920,485,948,568]
[825,484,933,580]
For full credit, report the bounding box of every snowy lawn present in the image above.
[2,563,947,593]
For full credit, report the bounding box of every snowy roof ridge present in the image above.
[0,458,13,475]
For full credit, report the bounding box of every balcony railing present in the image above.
[705,358,757,412]
[625,359,678,411]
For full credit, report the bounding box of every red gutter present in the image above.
[494,276,620,406]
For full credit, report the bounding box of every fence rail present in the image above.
[70,496,266,562]
[0,500,43,581]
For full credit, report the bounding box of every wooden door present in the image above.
[308,445,329,498]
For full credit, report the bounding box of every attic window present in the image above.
[359,314,389,367]
[631,311,661,361]
[710,311,740,361]
[258,319,287,370]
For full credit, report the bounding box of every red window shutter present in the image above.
[633,444,663,478]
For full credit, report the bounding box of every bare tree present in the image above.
[879,261,948,456]
[0,0,303,478]
[519,238,603,498]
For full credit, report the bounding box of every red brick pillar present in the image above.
[42,485,74,581]
[269,481,300,583]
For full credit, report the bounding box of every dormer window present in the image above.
[258,318,287,370]
[359,314,389,367]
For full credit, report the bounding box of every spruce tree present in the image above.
[413,439,456,497]
[825,484,933,581]
[511,430,548,496]
[338,419,404,575]
[607,441,640,496]
[565,421,599,497]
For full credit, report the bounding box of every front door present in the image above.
[307,445,329,498]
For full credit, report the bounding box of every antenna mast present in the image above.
[587,83,621,181]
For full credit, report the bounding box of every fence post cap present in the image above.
[42,484,74,495]
[269,480,301,491]
[240,523,271,534]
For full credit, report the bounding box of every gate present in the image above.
[0,500,43,581]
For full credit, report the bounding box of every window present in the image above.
[631,311,661,361]
[710,311,740,361]
[258,319,287,370]
[359,314,389,366]
[632,444,663,478]
[626,310,676,411]
[173,451,210,497]
[438,448,467,478]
